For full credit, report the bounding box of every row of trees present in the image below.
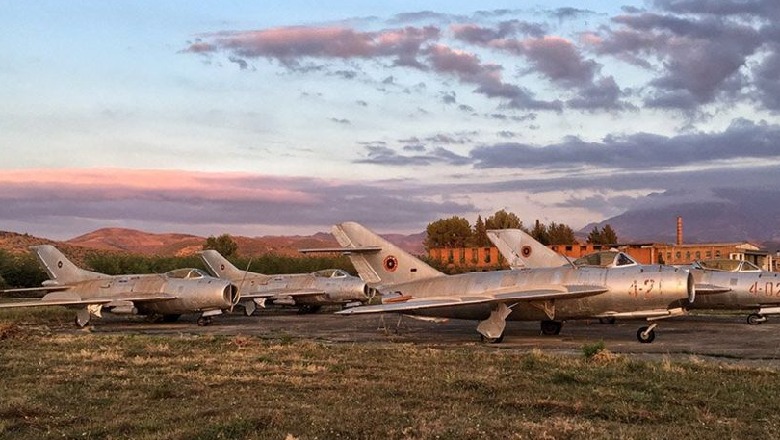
[0,235,353,289]
[424,210,618,249]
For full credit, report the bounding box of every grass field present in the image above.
[1,310,780,439]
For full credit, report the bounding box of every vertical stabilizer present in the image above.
[332,222,443,286]
[486,229,569,269]
[199,250,256,281]
[31,245,106,284]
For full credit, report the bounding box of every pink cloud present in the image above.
[0,168,317,203]
[187,25,440,67]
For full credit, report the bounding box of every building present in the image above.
[428,217,776,271]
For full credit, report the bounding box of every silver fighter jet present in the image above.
[0,245,239,326]
[302,222,694,343]
[688,259,780,324]
[199,249,370,315]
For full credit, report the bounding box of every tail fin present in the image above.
[31,245,105,284]
[331,222,443,285]
[199,250,255,281]
[486,229,569,269]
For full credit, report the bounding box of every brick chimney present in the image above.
[676,216,683,246]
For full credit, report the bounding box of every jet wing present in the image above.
[0,292,176,309]
[336,285,606,315]
[694,283,732,294]
[0,285,71,295]
[0,298,115,308]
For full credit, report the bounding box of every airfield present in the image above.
[58,309,780,368]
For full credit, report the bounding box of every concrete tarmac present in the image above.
[69,309,780,367]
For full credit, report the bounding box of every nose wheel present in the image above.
[747,313,767,325]
[636,324,656,343]
[540,320,563,336]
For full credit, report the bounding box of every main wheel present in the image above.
[747,313,766,325]
[162,314,181,323]
[297,305,322,314]
[636,326,656,343]
[540,320,562,336]
[599,317,616,325]
[480,333,504,344]
[197,316,212,326]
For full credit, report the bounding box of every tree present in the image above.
[587,225,618,245]
[601,224,618,245]
[203,234,239,257]
[547,222,576,245]
[472,215,490,247]
[424,217,472,249]
[484,209,523,230]
[530,220,550,245]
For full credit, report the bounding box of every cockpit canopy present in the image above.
[691,259,761,272]
[165,268,209,279]
[313,269,350,278]
[574,251,638,268]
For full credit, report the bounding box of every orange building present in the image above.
[430,242,775,271]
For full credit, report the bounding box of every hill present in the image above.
[0,228,426,258]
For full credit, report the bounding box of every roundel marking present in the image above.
[57,260,63,269]
[383,255,399,272]
[220,264,225,271]
[521,246,532,258]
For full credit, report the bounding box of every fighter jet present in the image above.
[687,259,780,325]
[487,229,780,327]
[199,249,370,316]
[0,245,239,327]
[301,222,694,343]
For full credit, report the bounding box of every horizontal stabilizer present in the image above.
[299,246,382,254]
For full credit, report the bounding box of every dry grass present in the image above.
[1,316,779,439]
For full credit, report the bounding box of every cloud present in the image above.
[471,118,780,169]
[0,169,475,236]
[185,25,440,68]
[356,145,470,166]
[588,8,765,111]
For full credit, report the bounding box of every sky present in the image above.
[1,0,779,239]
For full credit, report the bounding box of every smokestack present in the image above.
[676,216,683,246]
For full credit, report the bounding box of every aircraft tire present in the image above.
[197,316,212,326]
[747,313,766,325]
[480,333,504,344]
[636,326,656,343]
[599,317,616,325]
[297,305,322,314]
[162,314,181,323]
[540,320,562,336]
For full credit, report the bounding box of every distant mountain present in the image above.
[67,228,204,256]
[1,227,426,258]
[585,200,780,247]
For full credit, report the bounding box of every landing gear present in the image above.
[599,317,616,325]
[480,333,504,344]
[75,309,91,328]
[747,313,767,325]
[197,316,213,326]
[636,325,656,343]
[477,303,513,344]
[540,320,563,336]
[162,314,181,323]
[297,305,322,314]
